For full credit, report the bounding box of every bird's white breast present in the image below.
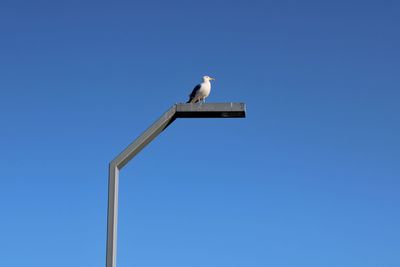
[198,81,211,97]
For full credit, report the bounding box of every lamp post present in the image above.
[106,102,246,267]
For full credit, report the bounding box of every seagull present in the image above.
[186,76,215,103]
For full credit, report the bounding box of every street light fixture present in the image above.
[106,102,246,267]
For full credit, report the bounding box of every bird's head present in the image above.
[203,75,215,82]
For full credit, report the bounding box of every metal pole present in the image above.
[105,103,246,267]
[106,163,119,267]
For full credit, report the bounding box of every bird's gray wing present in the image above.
[187,84,201,103]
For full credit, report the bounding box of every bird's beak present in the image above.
[210,77,215,80]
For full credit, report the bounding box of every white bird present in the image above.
[186,76,215,103]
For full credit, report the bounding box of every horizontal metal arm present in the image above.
[176,102,246,118]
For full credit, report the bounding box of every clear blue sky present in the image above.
[1,1,399,266]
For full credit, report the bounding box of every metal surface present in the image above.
[176,103,246,118]
[112,105,177,169]
[106,164,119,267]
[106,102,246,267]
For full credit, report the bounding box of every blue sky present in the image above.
[1,0,399,266]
